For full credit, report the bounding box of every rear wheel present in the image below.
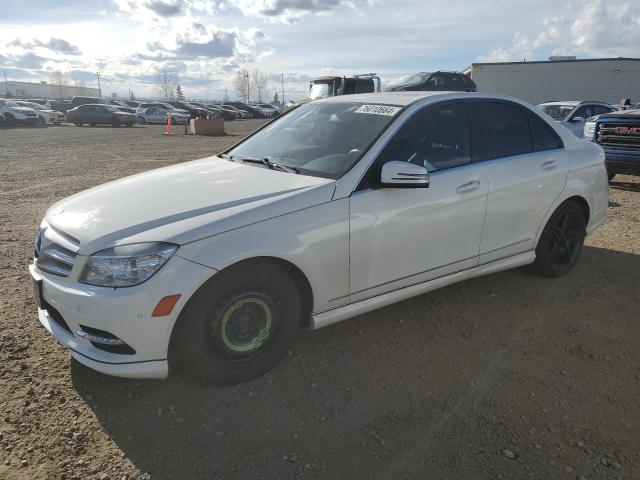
[532,201,587,278]
[170,260,301,384]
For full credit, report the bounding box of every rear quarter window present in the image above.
[528,113,564,152]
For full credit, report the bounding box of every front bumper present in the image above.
[603,148,640,176]
[29,254,215,379]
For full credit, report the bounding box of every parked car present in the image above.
[136,102,190,119]
[0,98,39,125]
[15,101,65,124]
[220,104,249,119]
[583,108,640,180]
[70,96,109,109]
[29,91,607,383]
[224,102,265,118]
[167,101,211,119]
[125,101,140,108]
[109,100,136,114]
[384,71,477,92]
[255,103,281,116]
[27,98,52,108]
[189,102,223,119]
[202,104,235,120]
[66,104,137,127]
[137,107,190,125]
[49,100,71,113]
[537,101,616,137]
[251,103,280,118]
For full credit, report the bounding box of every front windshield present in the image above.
[228,101,399,179]
[539,104,575,121]
[24,102,45,110]
[309,83,331,100]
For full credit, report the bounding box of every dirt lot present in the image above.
[1,122,639,480]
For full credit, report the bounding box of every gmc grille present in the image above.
[34,225,79,277]
[597,122,640,150]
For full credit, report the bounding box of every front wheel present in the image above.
[170,260,301,384]
[532,201,586,278]
[608,172,616,182]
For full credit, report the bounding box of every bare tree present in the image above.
[253,69,268,103]
[48,71,71,99]
[156,68,178,101]
[233,69,249,103]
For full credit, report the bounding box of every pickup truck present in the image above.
[584,109,640,180]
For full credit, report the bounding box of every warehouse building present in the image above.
[2,80,99,99]
[463,57,640,105]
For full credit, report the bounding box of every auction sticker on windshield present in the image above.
[355,104,402,116]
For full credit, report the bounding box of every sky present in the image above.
[0,0,638,101]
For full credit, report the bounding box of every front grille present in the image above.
[34,225,79,277]
[597,122,640,150]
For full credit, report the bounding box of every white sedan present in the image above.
[29,92,608,383]
[136,107,190,124]
[16,101,65,124]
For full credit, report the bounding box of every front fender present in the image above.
[177,199,350,313]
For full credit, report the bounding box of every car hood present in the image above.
[596,108,640,121]
[45,157,335,255]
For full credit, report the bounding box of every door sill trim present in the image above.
[311,250,535,330]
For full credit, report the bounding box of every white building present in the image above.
[463,57,640,105]
[2,80,100,99]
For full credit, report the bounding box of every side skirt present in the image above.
[310,250,535,330]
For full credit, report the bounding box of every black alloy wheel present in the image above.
[533,201,586,277]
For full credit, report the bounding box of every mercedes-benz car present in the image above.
[29,91,608,383]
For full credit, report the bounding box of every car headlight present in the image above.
[583,121,596,139]
[80,242,177,287]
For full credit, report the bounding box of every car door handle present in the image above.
[456,180,481,193]
[541,160,558,171]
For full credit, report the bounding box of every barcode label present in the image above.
[355,104,402,116]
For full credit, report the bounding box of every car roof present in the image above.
[317,91,453,106]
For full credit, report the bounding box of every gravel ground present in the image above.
[0,122,639,480]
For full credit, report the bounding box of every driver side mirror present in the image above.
[571,116,585,123]
[381,161,429,188]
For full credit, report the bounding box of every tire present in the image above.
[137,117,146,124]
[4,113,15,126]
[38,116,46,125]
[532,200,587,278]
[125,123,132,127]
[170,259,301,383]
[74,123,82,127]
[111,117,121,127]
[608,172,616,182]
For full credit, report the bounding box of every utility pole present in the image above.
[281,73,285,106]
[245,71,250,103]
[3,71,8,96]
[96,71,102,98]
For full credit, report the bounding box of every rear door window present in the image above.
[470,102,534,161]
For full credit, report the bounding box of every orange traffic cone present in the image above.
[164,112,173,136]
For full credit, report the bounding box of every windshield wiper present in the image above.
[235,156,300,174]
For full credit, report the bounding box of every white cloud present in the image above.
[478,0,640,62]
